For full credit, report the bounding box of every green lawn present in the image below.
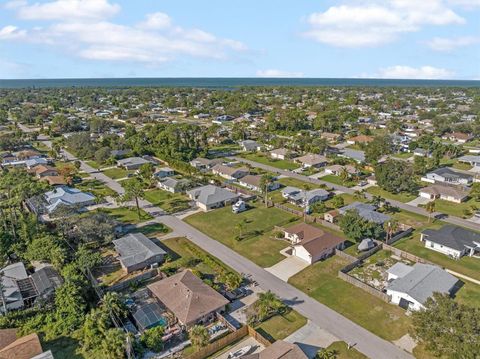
[185,205,296,267]
[143,189,191,213]
[102,167,133,179]
[278,177,325,190]
[366,186,417,203]
[134,223,172,237]
[288,256,411,341]
[455,281,480,307]
[85,160,101,169]
[432,198,479,218]
[324,341,367,359]
[161,237,238,277]
[96,207,153,224]
[75,179,116,198]
[321,174,355,187]
[254,309,307,342]
[240,153,298,170]
[392,152,413,159]
[393,230,480,281]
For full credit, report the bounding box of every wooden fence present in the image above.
[382,243,433,264]
[386,227,414,245]
[338,271,390,302]
[184,326,271,359]
[105,268,159,292]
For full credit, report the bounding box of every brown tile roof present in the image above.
[0,332,43,359]
[212,164,248,177]
[40,176,67,186]
[0,329,18,351]
[239,174,262,187]
[349,135,373,143]
[32,165,58,176]
[300,232,345,257]
[294,154,327,166]
[243,341,308,359]
[147,270,229,326]
[284,223,325,242]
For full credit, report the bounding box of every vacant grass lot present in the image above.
[75,179,116,198]
[135,223,171,237]
[102,167,133,179]
[433,197,479,218]
[321,174,355,187]
[366,186,417,203]
[143,189,191,213]
[43,336,83,359]
[288,256,411,341]
[240,153,298,170]
[96,207,152,224]
[161,237,238,276]
[393,230,480,281]
[185,205,296,267]
[254,309,307,342]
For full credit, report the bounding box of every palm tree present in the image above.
[122,178,145,219]
[100,292,127,319]
[260,174,274,207]
[339,168,349,183]
[189,325,209,348]
[425,200,436,223]
[384,219,399,243]
[255,291,285,321]
[316,349,337,359]
[235,220,246,240]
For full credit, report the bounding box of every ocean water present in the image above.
[0,77,479,89]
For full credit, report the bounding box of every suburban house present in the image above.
[283,223,345,264]
[281,186,330,208]
[242,340,307,359]
[189,157,223,171]
[458,155,480,169]
[132,301,166,332]
[413,148,432,158]
[294,153,328,168]
[324,164,358,177]
[0,329,52,359]
[386,263,458,311]
[110,149,131,159]
[147,270,229,328]
[338,202,391,224]
[239,139,261,152]
[420,225,480,259]
[187,185,238,211]
[338,148,365,163]
[211,164,249,180]
[346,135,373,145]
[117,157,154,170]
[423,167,473,186]
[419,184,469,203]
[153,167,175,178]
[157,177,190,193]
[238,175,280,192]
[43,186,95,214]
[40,175,67,186]
[321,132,341,143]
[270,148,296,160]
[0,262,62,314]
[113,233,166,274]
[442,132,473,143]
[28,165,58,178]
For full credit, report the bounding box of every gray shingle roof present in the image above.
[422,225,480,252]
[430,167,472,180]
[113,233,166,269]
[187,185,238,206]
[339,202,390,224]
[387,263,458,305]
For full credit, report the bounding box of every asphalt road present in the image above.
[235,157,480,232]
[156,215,413,359]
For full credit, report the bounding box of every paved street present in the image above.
[32,135,413,358]
[235,157,480,231]
[155,215,412,359]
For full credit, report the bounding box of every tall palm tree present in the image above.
[260,174,274,207]
[425,200,436,223]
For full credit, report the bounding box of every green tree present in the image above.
[425,201,436,223]
[375,160,417,194]
[470,182,480,201]
[339,210,384,242]
[140,326,164,352]
[411,293,480,359]
[248,291,286,325]
[260,174,275,207]
[189,325,209,348]
[122,178,145,219]
[330,195,345,209]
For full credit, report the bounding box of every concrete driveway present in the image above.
[285,320,339,358]
[406,196,431,207]
[265,256,309,281]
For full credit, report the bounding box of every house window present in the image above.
[430,242,434,248]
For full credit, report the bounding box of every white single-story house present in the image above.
[237,175,280,192]
[419,184,469,203]
[270,148,296,160]
[157,177,190,193]
[423,167,473,186]
[153,167,175,178]
[187,185,238,211]
[386,263,458,311]
[211,164,249,181]
[117,157,153,170]
[281,186,330,208]
[420,225,480,259]
[294,153,328,168]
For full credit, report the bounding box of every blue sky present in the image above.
[0,0,479,79]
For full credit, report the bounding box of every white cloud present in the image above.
[256,69,304,78]
[7,0,120,21]
[2,0,247,65]
[377,65,455,79]
[448,0,480,8]
[304,0,465,47]
[0,25,26,39]
[427,36,479,51]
